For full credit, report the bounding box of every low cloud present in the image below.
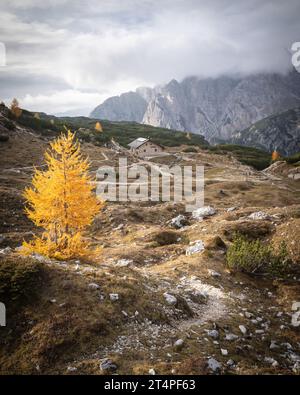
[0,0,299,114]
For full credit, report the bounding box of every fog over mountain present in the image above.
[0,0,300,114]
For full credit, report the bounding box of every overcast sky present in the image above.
[0,0,299,115]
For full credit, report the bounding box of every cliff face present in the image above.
[230,106,300,156]
[90,91,148,122]
[90,71,300,152]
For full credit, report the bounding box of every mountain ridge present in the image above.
[90,70,300,151]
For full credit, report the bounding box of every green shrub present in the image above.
[182,146,198,153]
[226,234,290,276]
[0,257,43,305]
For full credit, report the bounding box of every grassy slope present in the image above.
[15,109,274,170]
[16,110,209,148]
[204,144,272,171]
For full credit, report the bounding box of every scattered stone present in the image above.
[227,207,236,212]
[116,259,133,267]
[221,349,228,356]
[109,293,119,301]
[225,333,239,341]
[170,214,187,229]
[31,253,51,263]
[192,206,216,220]
[226,359,235,368]
[114,223,124,230]
[207,329,219,339]
[264,357,279,367]
[208,269,221,278]
[186,240,205,256]
[248,211,271,220]
[148,368,156,375]
[207,358,221,373]
[174,339,184,350]
[100,359,117,372]
[122,310,128,317]
[163,292,177,305]
[270,341,279,350]
[0,246,12,255]
[88,283,100,290]
[239,325,247,335]
[255,330,265,334]
[67,366,77,372]
[244,312,253,319]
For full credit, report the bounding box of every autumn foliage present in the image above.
[22,131,103,259]
[10,98,22,118]
[95,121,103,132]
[271,150,280,162]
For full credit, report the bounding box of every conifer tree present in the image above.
[22,131,103,259]
[10,98,22,118]
[95,121,103,132]
[271,150,280,162]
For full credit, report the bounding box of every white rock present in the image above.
[192,206,216,220]
[207,358,221,372]
[226,359,235,367]
[148,368,156,375]
[186,240,205,256]
[163,292,177,305]
[225,333,239,341]
[255,330,264,334]
[248,211,270,220]
[67,366,77,372]
[227,207,236,212]
[244,312,253,319]
[207,329,219,339]
[221,349,228,356]
[239,325,247,335]
[174,339,184,349]
[170,214,187,229]
[109,293,119,301]
[208,269,221,278]
[88,283,100,290]
[270,341,279,350]
[116,259,133,267]
[0,246,12,255]
[264,357,278,367]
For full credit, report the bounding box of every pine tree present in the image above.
[22,130,103,259]
[95,121,103,132]
[10,98,22,118]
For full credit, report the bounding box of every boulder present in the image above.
[192,206,216,220]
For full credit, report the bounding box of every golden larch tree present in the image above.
[186,132,191,140]
[271,150,280,162]
[10,98,22,118]
[95,121,103,132]
[22,130,103,259]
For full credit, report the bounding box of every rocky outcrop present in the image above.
[90,91,148,122]
[231,106,300,156]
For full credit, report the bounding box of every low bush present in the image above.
[0,257,43,304]
[226,234,291,276]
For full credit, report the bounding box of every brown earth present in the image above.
[0,123,300,375]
